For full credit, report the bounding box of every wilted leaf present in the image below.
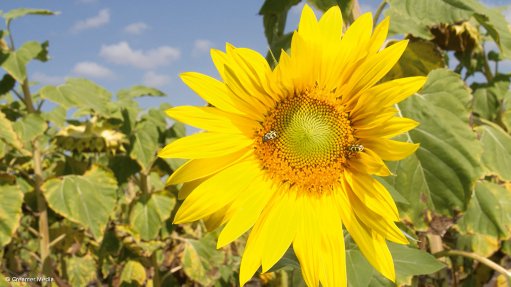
[0,41,43,82]
[66,255,96,287]
[385,0,473,39]
[0,185,23,247]
[42,166,118,240]
[385,0,511,59]
[457,233,500,258]
[383,40,445,81]
[0,110,24,152]
[117,85,165,100]
[457,181,511,239]
[120,260,146,286]
[476,122,511,181]
[182,232,225,286]
[386,69,483,229]
[129,193,175,241]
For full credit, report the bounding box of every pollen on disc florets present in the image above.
[254,86,358,194]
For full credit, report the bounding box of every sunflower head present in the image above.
[159,4,426,286]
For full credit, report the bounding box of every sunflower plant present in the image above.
[1,0,511,286]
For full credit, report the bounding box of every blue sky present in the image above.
[2,0,510,112]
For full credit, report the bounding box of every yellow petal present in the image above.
[173,158,261,224]
[355,117,419,139]
[345,40,408,101]
[260,191,299,272]
[351,76,427,119]
[166,106,259,136]
[298,4,319,41]
[368,17,390,55]
[347,189,408,244]
[334,189,396,281]
[293,195,320,287]
[158,132,252,159]
[180,72,248,117]
[294,194,347,287]
[217,175,274,248]
[349,148,392,176]
[177,177,205,200]
[343,172,399,222]
[318,5,343,42]
[168,148,251,184]
[364,139,419,161]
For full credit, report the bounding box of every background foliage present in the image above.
[1,0,511,286]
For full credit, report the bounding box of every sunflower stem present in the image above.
[373,0,388,26]
[434,250,511,279]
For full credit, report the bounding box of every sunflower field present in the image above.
[1,0,511,286]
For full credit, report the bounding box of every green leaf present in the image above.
[476,122,511,181]
[383,40,445,81]
[120,260,146,286]
[386,69,483,229]
[13,113,47,146]
[65,255,96,287]
[457,181,511,239]
[129,193,175,241]
[0,185,23,247]
[0,110,24,152]
[0,41,43,82]
[0,74,15,95]
[346,242,444,286]
[182,232,225,286]
[40,78,112,116]
[41,166,118,240]
[472,84,503,121]
[42,105,67,128]
[130,122,159,173]
[2,8,56,25]
[259,0,300,64]
[346,249,374,287]
[117,85,165,100]
[389,243,445,281]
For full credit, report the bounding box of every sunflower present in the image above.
[159,4,426,286]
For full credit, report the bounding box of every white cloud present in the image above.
[143,71,171,87]
[100,41,180,69]
[32,72,66,86]
[72,61,113,78]
[192,39,214,56]
[72,9,110,32]
[124,22,149,35]
[504,6,511,24]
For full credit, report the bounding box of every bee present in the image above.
[348,144,364,153]
[262,130,278,142]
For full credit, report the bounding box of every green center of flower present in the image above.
[254,88,357,193]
